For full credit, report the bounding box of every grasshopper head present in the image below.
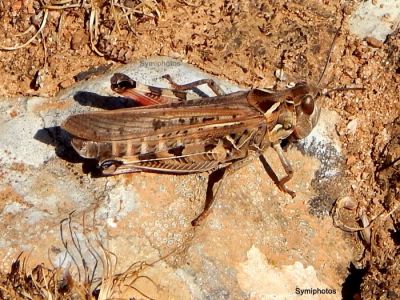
[290,82,365,140]
[290,82,322,140]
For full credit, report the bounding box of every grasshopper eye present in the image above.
[302,95,315,115]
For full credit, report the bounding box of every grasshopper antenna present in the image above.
[323,86,365,95]
[318,14,365,95]
[317,29,341,87]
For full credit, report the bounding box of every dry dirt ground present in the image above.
[0,0,399,299]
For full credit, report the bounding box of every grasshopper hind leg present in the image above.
[162,74,225,96]
[191,168,226,226]
[191,152,261,226]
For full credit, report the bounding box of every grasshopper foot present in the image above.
[277,181,296,198]
[191,210,211,227]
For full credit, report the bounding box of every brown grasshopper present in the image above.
[62,34,362,226]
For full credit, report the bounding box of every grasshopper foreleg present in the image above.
[272,143,296,198]
[162,74,225,96]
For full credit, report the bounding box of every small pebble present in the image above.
[347,155,357,165]
[59,78,74,89]
[361,172,369,180]
[274,69,287,81]
[365,37,384,48]
[346,119,358,135]
[337,196,357,210]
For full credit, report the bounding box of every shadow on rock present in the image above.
[295,137,345,217]
[33,90,141,176]
[73,91,139,110]
[34,126,102,176]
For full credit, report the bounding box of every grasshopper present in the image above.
[62,33,363,226]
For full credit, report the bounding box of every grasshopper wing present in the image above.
[62,93,267,174]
